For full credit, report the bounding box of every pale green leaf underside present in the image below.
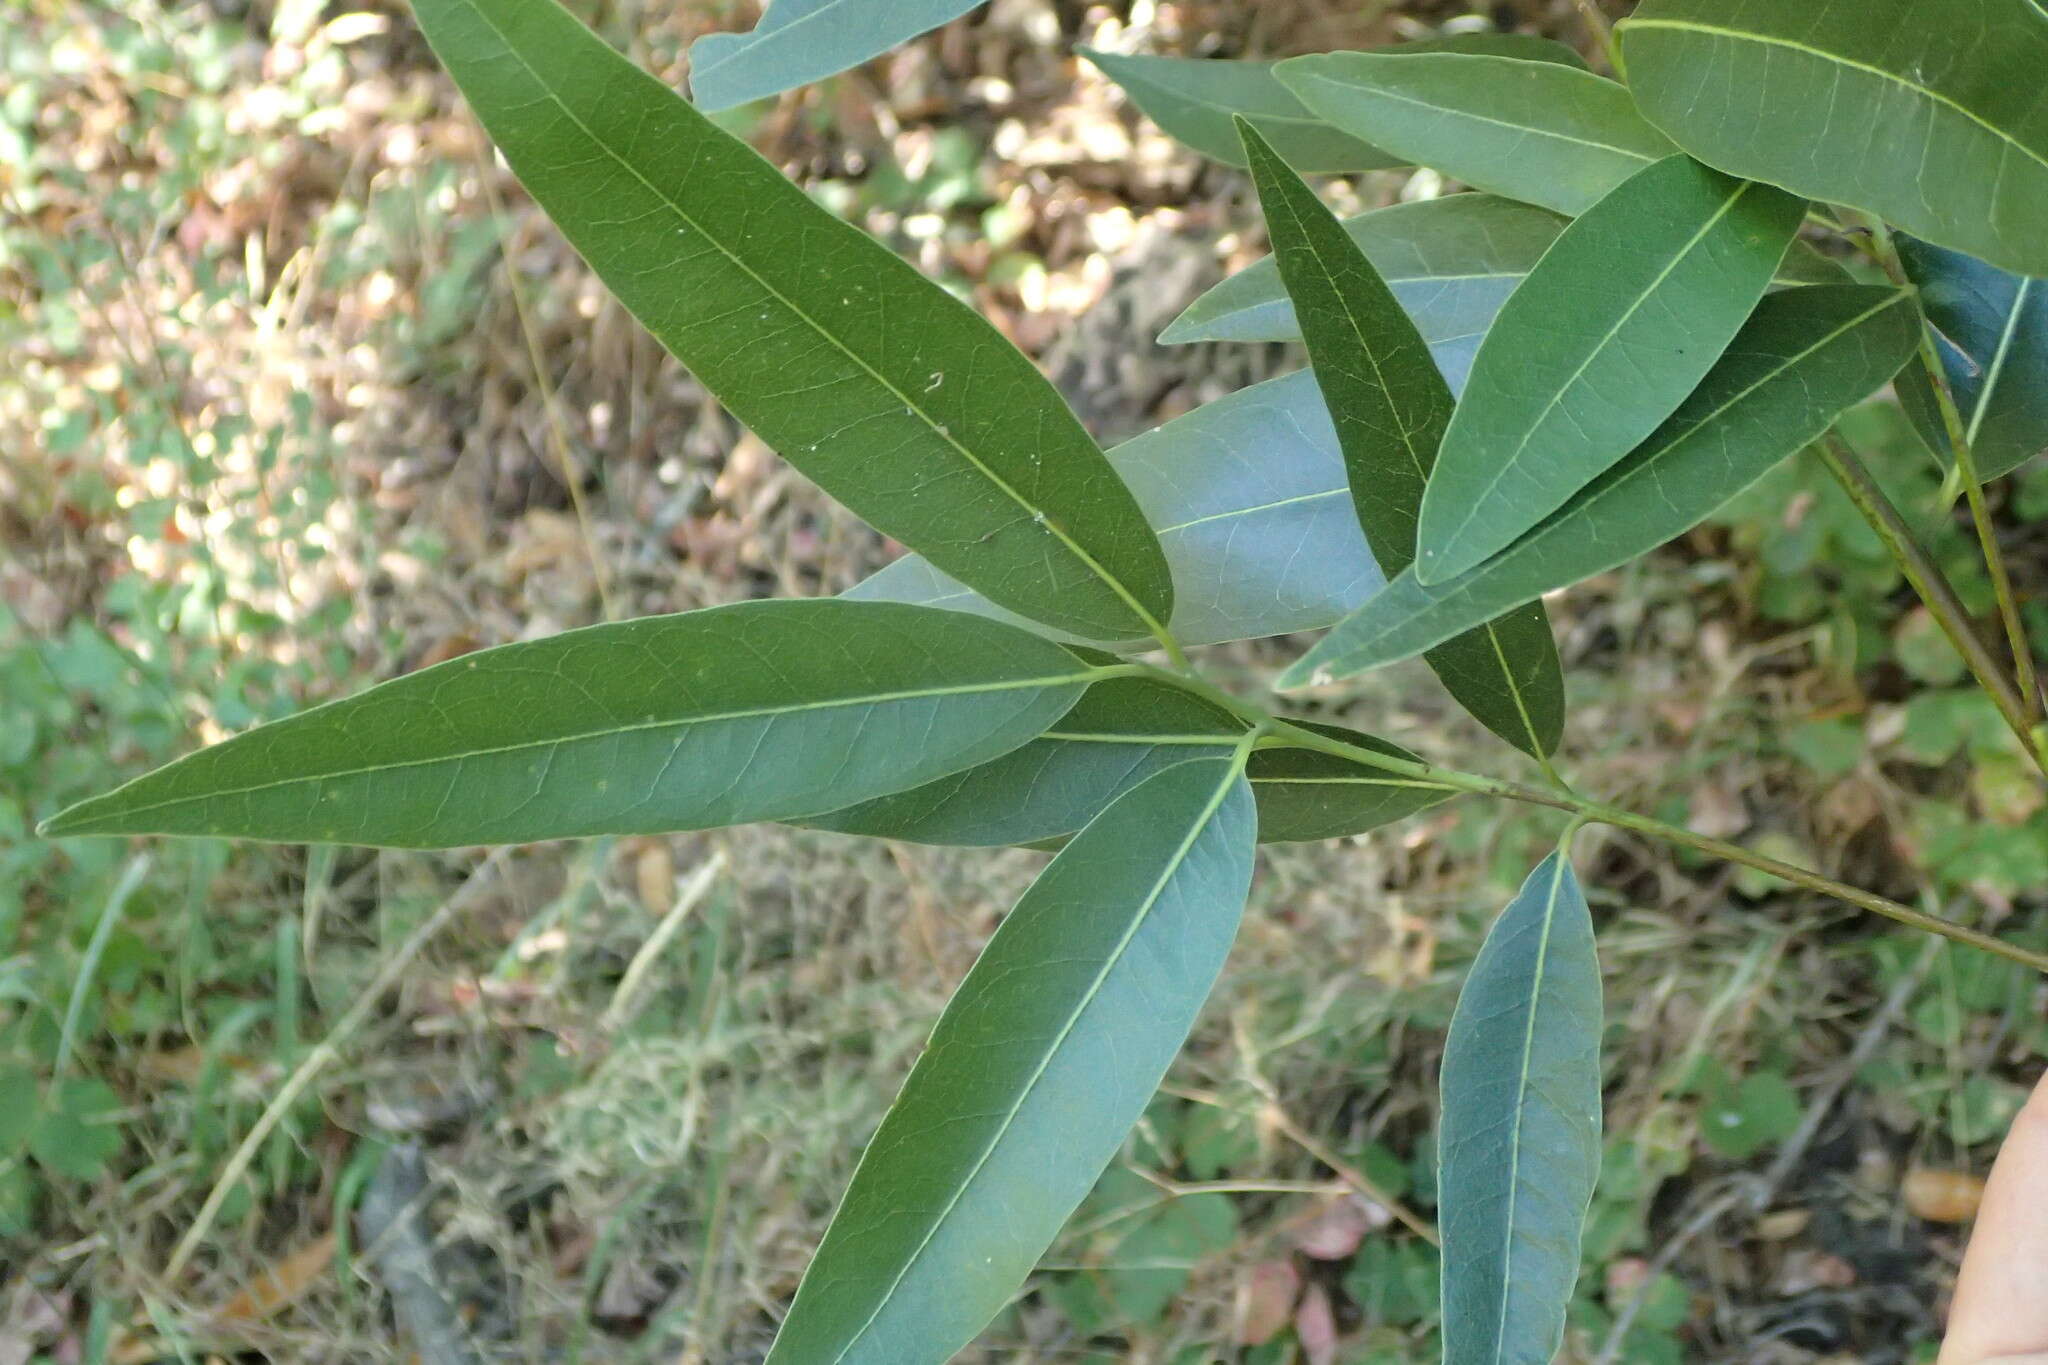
[806,678,1449,845]
[1620,0,2048,277]
[689,0,983,112]
[41,602,1094,847]
[412,0,1170,641]
[1415,155,1806,585]
[1439,851,1603,1365]
[1285,286,1919,686]
[849,371,1384,648]
[765,759,1257,1365]
[1277,52,1679,215]
[1238,119,1562,758]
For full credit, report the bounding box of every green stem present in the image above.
[1858,216,2041,722]
[1814,435,2047,779]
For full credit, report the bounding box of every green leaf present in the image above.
[1239,119,1563,758]
[1082,34,1585,174]
[1618,0,2048,278]
[0,1066,38,1153]
[1161,195,1568,392]
[1276,51,1678,215]
[1414,156,1808,585]
[412,0,1170,641]
[1895,235,2048,481]
[850,371,1384,648]
[1245,720,1454,843]
[808,684,1448,845]
[41,602,1098,847]
[1284,286,1919,684]
[1438,851,1603,1365]
[28,1078,124,1183]
[764,758,1257,1365]
[688,0,984,113]
[1694,1063,1799,1161]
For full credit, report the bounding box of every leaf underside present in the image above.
[1894,234,2048,480]
[688,0,984,112]
[765,759,1257,1365]
[1438,851,1604,1365]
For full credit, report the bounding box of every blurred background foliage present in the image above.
[1,0,2044,1360]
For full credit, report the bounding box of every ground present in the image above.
[3,0,2046,1361]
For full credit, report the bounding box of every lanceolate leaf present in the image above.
[765,759,1257,1365]
[1240,120,1562,759]
[1284,286,1919,685]
[1276,52,1678,215]
[1619,0,2048,278]
[1895,235,2048,480]
[412,0,1171,642]
[1438,851,1603,1365]
[40,603,1098,846]
[808,682,1449,845]
[1082,35,1585,174]
[849,371,1383,648]
[1159,196,1848,389]
[1414,156,1807,585]
[688,0,982,113]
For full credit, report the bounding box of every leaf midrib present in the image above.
[827,755,1247,1364]
[54,668,1100,826]
[1969,277,2033,447]
[1428,175,1762,568]
[1489,854,1569,1364]
[1618,18,2048,183]
[690,0,860,81]
[458,0,1164,639]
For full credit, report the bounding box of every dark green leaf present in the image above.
[1895,235,2048,480]
[1619,0,2048,277]
[849,371,1383,648]
[1246,720,1453,842]
[1414,156,1807,584]
[413,0,1171,641]
[765,758,1257,1365]
[1276,51,1678,214]
[1082,34,1585,174]
[41,602,1098,846]
[1439,852,1603,1365]
[1285,286,1918,683]
[688,0,983,112]
[1240,119,1563,757]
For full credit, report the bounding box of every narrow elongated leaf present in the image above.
[1438,851,1603,1365]
[849,371,1383,648]
[1284,286,1918,685]
[1414,156,1807,585]
[1277,52,1678,215]
[40,602,1097,847]
[1895,235,2048,480]
[1082,35,1585,174]
[1240,120,1562,758]
[1159,196,1847,389]
[765,759,1257,1365]
[413,0,1171,642]
[1619,0,2048,277]
[688,0,982,113]
[809,683,1448,845]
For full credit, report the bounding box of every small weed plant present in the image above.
[44,0,2048,1360]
